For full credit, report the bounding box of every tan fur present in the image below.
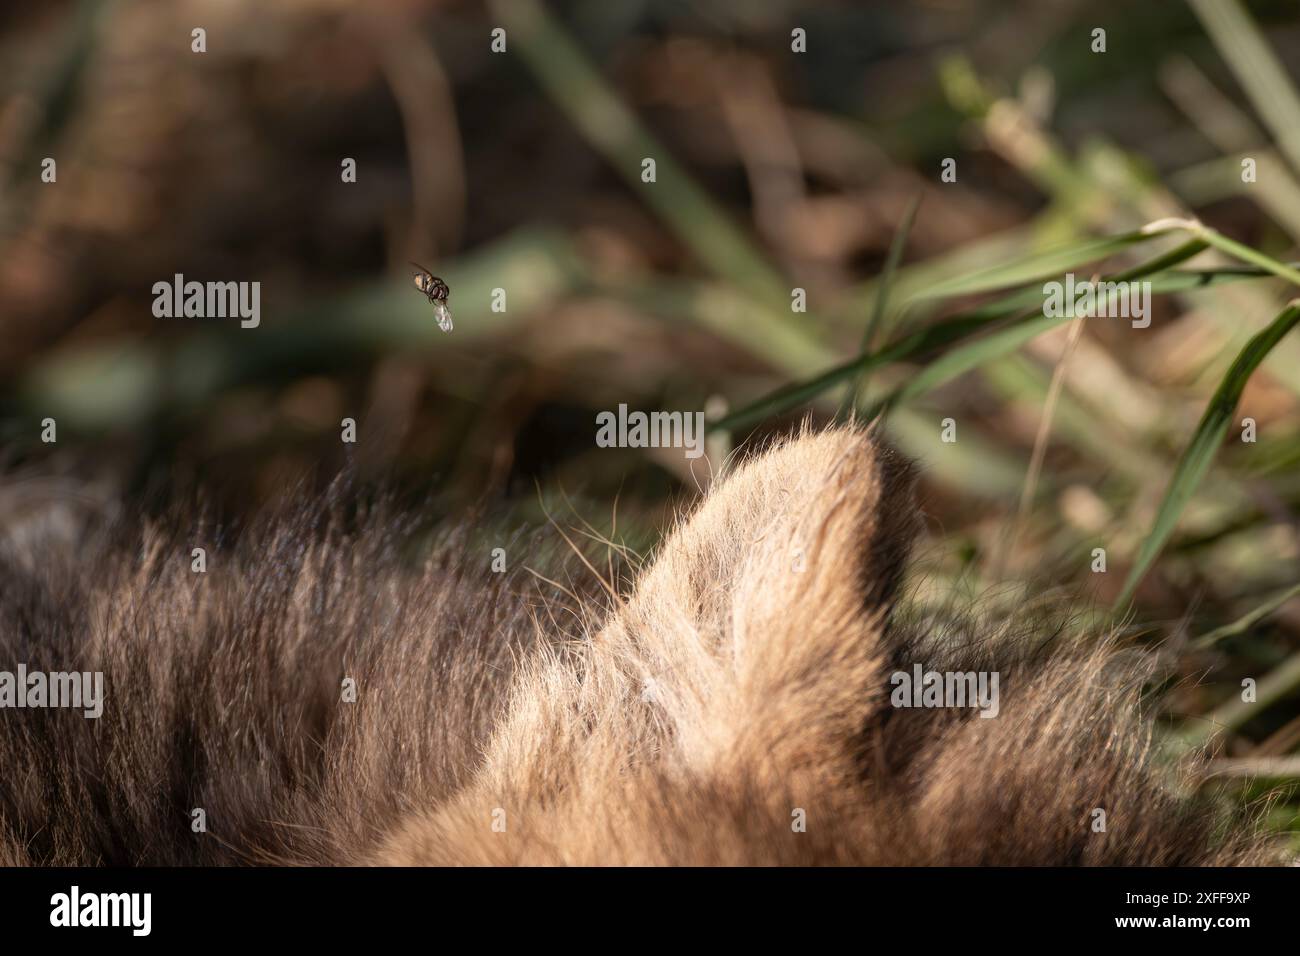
[369,427,1275,865]
[0,427,1278,865]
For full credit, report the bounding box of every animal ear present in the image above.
[595,424,920,772]
[369,426,921,863]
[626,423,917,628]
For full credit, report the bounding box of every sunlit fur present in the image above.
[0,427,1278,865]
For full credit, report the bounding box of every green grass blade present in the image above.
[1187,0,1300,179]
[1195,227,1300,289]
[1144,216,1300,288]
[1193,582,1300,650]
[912,228,1173,301]
[867,239,1210,416]
[714,239,1210,433]
[1116,302,1300,607]
[712,314,988,432]
[842,195,920,415]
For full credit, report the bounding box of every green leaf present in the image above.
[1116,301,1300,607]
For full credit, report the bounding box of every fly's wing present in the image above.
[432,298,453,332]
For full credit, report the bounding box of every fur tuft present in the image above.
[0,427,1279,865]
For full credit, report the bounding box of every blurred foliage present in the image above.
[1,0,1299,843]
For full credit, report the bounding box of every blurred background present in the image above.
[1,0,1299,843]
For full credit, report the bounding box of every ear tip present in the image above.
[829,425,926,607]
[781,421,919,504]
[705,424,921,602]
[725,421,917,513]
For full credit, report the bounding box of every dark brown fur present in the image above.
[0,428,1279,865]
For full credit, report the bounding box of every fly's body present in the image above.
[410,261,452,332]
